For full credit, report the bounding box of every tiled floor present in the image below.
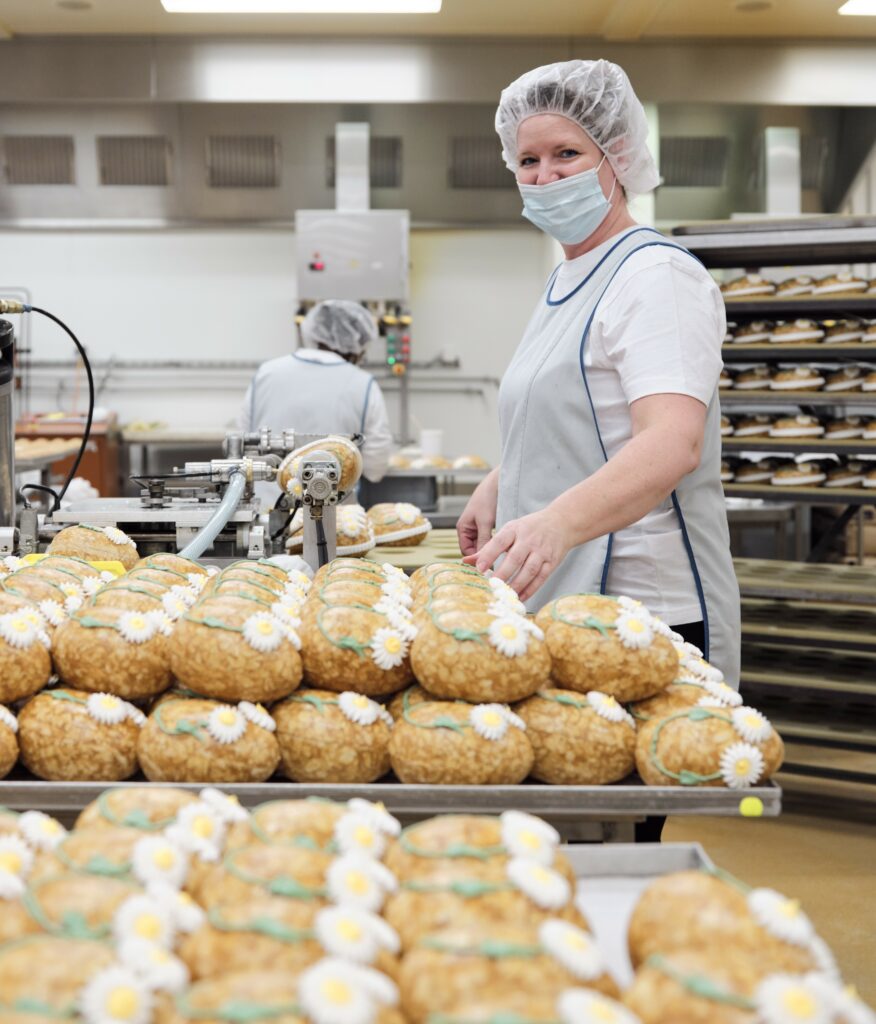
[665,812,876,1004]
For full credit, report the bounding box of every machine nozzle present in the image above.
[0,300,27,315]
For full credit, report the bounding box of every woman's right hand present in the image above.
[457,467,500,557]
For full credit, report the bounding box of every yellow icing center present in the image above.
[41,819,60,835]
[591,1004,617,1023]
[218,710,237,727]
[482,711,503,727]
[134,913,162,940]
[149,947,170,964]
[383,635,402,655]
[345,871,369,895]
[625,618,645,633]
[745,714,761,728]
[564,931,588,950]
[354,825,374,848]
[518,830,541,851]
[152,847,175,870]
[0,851,22,874]
[256,620,274,636]
[25,613,41,625]
[10,619,28,632]
[128,617,146,630]
[100,696,120,710]
[321,979,353,1006]
[192,815,215,839]
[782,989,816,1019]
[779,899,801,919]
[531,866,551,883]
[106,987,139,1020]
[353,696,370,709]
[499,624,518,640]
[602,695,618,708]
[734,759,751,776]
[338,919,364,942]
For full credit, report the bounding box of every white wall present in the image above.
[0,226,553,465]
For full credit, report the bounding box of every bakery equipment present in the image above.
[0,319,15,554]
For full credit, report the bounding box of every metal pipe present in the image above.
[178,469,246,559]
[0,320,15,530]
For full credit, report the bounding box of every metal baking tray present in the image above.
[567,842,713,988]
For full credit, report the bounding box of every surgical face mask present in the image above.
[518,154,617,245]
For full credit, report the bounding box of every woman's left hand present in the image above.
[462,506,574,603]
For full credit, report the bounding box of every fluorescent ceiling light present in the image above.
[162,1,441,12]
[838,0,876,13]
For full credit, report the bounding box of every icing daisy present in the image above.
[380,583,412,610]
[100,570,117,583]
[0,611,39,649]
[238,701,276,733]
[748,889,816,947]
[373,597,412,620]
[334,812,387,860]
[470,704,510,742]
[487,617,530,658]
[0,835,33,899]
[64,593,83,613]
[281,584,309,606]
[586,691,635,727]
[376,604,418,640]
[38,599,67,627]
[242,612,284,653]
[720,742,765,790]
[314,906,400,963]
[117,938,189,994]
[326,855,397,913]
[18,810,66,851]
[131,836,189,890]
[684,656,724,684]
[0,705,18,733]
[59,581,84,601]
[831,983,876,1024]
[271,602,302,630]
[703,679,743,707]
[146,883,205,933]
[103,526,133,546]
[117,611,157,644]
[2,555,23,571]
[200,787,250,823]
[557,990,641,1024]
[169,583,198,607]
[288,569,313,590]
[79,965,152,1024]
[165,802,227,862]
[297,959,384,1024]
[754,973,833,1024]
[161,591,190,621]
[395,503,420,526]
[112,894,175,948]
[205,705,247,746]
[370,627,408,671]
[506,858,570,910]
[807,936,840,982]
[500,811,559,866]
[127,706,147,727]
[147,610,175,638]
[615,611,654,650]
[732,706,773,744]
[346,799,401,838]
[539,919,605,981]
[501,707,527,731]
[696,696,727,709]
[338,692,383,728]
[86,693,131,726]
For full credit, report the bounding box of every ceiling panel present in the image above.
[0,0,874,39]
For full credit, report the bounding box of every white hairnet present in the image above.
[495,59,660,197]
[300,299,378,356]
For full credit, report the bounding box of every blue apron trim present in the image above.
[574,235,710,623]
[546,226,663,307]
[360,376,375,434]
[670,491,710,659]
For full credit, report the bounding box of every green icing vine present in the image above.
[98,790,171,831]
[648,955,755,1009]
[404,878,510,898]
[174,993,303,1022]
[224,851,326,901]
[420,937,542,959]
[399,827,504,862]
[154,703,207,743]
[429,1015,559,1024]
[402,688,467,734]
[182,613,244,634]
[46,689,87,705]
[648,707,730,785]
[208,906,315,944]
[23,879,113,940]
[549,598,614,639]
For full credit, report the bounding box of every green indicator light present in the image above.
[388,357,396,365]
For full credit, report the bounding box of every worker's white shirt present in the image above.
[239,348,394,502]
[553,240,725,625]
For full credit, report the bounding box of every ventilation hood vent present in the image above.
[660,136,730,188]
[206,134,279,188]
[326,135,402,189]
[449,137,514,189]
[98,135,172,186]
[3,135,75,185]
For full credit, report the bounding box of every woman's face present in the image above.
[515,114,612,192]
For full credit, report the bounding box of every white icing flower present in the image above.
[506,858,570,910]
[615,611,654,649]
[37,628,51,649]
[683,655,724,684]
[147,610,175,638]
[168,584,197,608]
[334,812,387,860]
[117,611,157,644]
[204,705,247,746]
[237,701,276,733]
[345,799,401,838]
[298,958,387,1024]
[131,836,189,890]
[586,690,635,726]
[703,679,743,707]
[0,705,18,734]
[501,707,527,731]
[650,617,675,641]
[112,894,175,948]
[206,565,220,577]
[199,787,250,823]
[326,855,397,913]
[164,802,226,863]
[696,697,727,709]
[338,692,383,727]
[2,555,23,571]
[380,562,405,577]
[271,602,302,630]
[557,990,641,1024]
[187,572,208,590]
[487,617,530,658]
[370,627,408,671]
[79,965,152,1024]
[732,706,773,744]
[103,526,133,547]
[38,599,67,627]
[281,583,308,606]
[242,612,284,653]
[720,742,765,790]
[806,937,841,983]
[288,569,313,590]
[748,889,816,947]
[0,834,34,894]
[59,581,84,601]
[0,611,39,649]
[86,693,130,726]
[380,582,412,609]
[754,973,833,1024]
[314,906,400,963]
[677,640,704,661]
[127,706,147,727]
[64,594,84,613]
[617,596,646,612]
[160,591,189,621]
[18,810,66,851]
[539,919,605,981]
[376,603,417,640]
[82,576,104,596]
[500,810,559,866]
[117,938,189,994]
[146,882,205,933]
[831,983,876,1024]
[395,503,420,526]
[100,570,117,583]
[373,596,412,619]
[469,704,510,741]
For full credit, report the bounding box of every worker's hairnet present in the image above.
[300,299,378,356]
[495,59,660,197]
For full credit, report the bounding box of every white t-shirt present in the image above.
[553,234,725,625]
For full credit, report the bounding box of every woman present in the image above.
[458,59,740,685]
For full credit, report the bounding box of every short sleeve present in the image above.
[592,252,725,407]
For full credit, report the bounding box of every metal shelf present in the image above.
[722,345,876,362]
[741,597,876,654]
[724,483,876,504]
[734,557,876,604]
[723,299,876,320]
[721,391,876,407]
[723,438,876,456]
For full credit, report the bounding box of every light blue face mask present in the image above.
[518,154,617,245]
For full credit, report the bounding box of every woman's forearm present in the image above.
[546,423,700,548]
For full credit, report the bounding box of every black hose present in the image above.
[315,514,329,568]
[271,499,302,541]
[18,483,61,513]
